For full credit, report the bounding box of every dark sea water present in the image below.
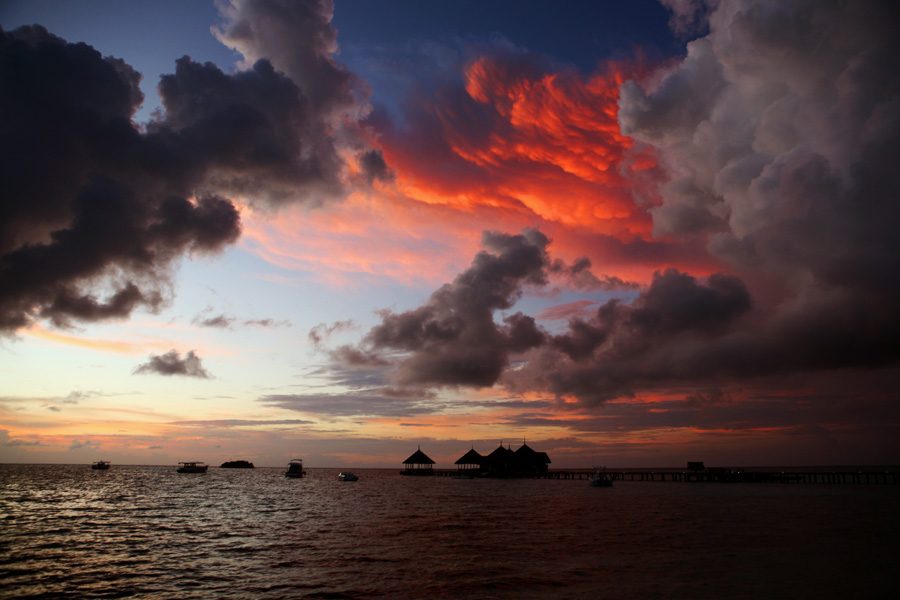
[1,464,897,599]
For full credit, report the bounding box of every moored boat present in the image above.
[176,461,208,473]
[590,466,613,487]
[338,472,358,482]
[91,461,110,470]
[285,458,306,478]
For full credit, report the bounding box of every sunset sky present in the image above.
[2,0,898,469]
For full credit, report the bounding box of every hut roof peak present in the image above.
[403,448,435,465]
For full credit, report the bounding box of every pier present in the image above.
[430,468,900,484]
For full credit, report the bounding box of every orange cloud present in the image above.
[239,54,720,290]
[384,55,660,239]
[24,323,144,354]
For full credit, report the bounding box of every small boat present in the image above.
[176,461,208,473]
[285,458,306,478]
[91,461,110,470]
[590,466,613,487]
[338,472,358,482]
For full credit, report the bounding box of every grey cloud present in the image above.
[69,439,99,450]
[193,308,290,329]
[212,0,383,186]
[5,439,42,447]
[660,0,718,38]
[0,26,240,333]
[1,4,372,335]
[169,419,313,427]
[549,257,640,291]
[309,319,355,347]
[213,0,366,120]
[153,55,345,208]
[133,350,212,378]
[345,229,554,388]
[341,228,754,402]
[195,313,235,329]
[259,392,443,418]
[596,0,900,400]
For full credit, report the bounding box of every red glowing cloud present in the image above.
[240,51,720,290]
[379,53,660,242]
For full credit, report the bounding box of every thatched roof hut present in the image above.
[401,447,435,475]
[454,448,483,470]
[453,441,551,477]
[485,444,515,471]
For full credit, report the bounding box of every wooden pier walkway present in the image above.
[430,468,900,484]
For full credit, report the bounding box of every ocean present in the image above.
[1,464,897,599]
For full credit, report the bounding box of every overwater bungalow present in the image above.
[454,447,483,474]
[401,447,435,476]
[455,441,551,478]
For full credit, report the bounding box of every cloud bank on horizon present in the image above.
[1,0,898,463]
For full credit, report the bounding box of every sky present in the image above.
[1,0,898,469]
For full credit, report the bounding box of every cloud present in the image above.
[259,392,444,418]
[194,313,235,329]
[611,0,900,388]
[335,229,630,389]
[339,229,553,387]
[213,0,367,122]
[133,349,212,378]
[308,319,355,347]
[169,419,313,427]
[69,439,99,450]
[0,3,373,335]
[0,26,238,333]
[374,46,660,240]
[212,0,382,189]
[536,301,599,323]
[291,0,899,418]
[5,439,42,447]
[660,0,718,38]
[152,54,346,208]
[192,307,290,329]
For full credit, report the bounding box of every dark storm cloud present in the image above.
[340,229,553,387]
[213,0,366,120]
[506,268,753,403]
[1,7,366,334]
[529,371,900,444]
[133,350,211,378]
[322,1,900,414]
[153,55,344,207]
[358,149,393,184]
[212,0,380,182]
[336,229,641,389]
[612,0,900,391]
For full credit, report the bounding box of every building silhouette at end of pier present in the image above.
[455,441,551,478]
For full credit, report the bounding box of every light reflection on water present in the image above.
[1,464,898,599]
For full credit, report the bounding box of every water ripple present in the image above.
[2,465,899,599]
